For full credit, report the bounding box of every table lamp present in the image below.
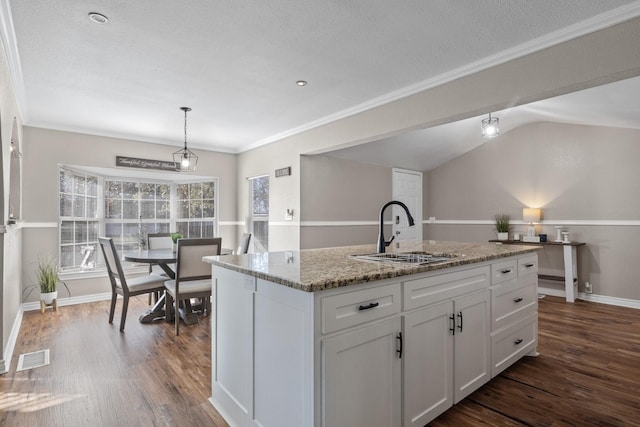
[522,208,541,241]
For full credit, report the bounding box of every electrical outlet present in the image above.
[585,281,593,294]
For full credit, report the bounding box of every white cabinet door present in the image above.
[323,317,402,427]
[453,289,491,403]
[403,300,453,427]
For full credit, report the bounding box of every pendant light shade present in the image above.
[173,106,198,172]
[481,113,500,138]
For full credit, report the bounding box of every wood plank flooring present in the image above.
[1,295,639,426]
[431,296,640,426]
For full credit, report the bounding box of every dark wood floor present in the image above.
[1,295,638,426]
[431,296,640,427]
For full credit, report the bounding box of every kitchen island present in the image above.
[204,241,539,427]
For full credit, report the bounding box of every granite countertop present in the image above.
[203,240,539,292]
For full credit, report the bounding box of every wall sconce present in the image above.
[522,208,541,240]
[481,113,500,138]
[10,138,23,158]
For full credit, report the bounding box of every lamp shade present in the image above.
[522,208,541,223]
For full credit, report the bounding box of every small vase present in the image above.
[41,291,58,305]
[172,243,177,253]
[497,232,509,241]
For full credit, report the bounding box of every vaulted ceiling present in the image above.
[2,1,640,168]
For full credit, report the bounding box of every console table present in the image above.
[489,240,586,303]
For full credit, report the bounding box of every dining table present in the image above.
[123,246,232,324]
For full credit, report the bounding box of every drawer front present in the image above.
[403,266,490,311]
[321,283,401,334]
[518,255,538,278]
[491,312,537,377]
[491,259,518,285]
[491,276,537,331]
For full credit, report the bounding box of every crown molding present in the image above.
[242,2,640,152]
[0,0,28,120]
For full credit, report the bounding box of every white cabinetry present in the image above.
[402,267,490,426]
[323,317,402,427]
[210,253,538,427]
[490,254,539,377]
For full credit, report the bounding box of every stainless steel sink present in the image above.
[350,252,454,265]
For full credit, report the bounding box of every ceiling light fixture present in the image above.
[173,107,198,172]
[481,113,500,138]
[88,12,109,24]
[296,80,307,86]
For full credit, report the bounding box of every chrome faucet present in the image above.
[377,200,415,253]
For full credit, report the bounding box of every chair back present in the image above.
[98,237,128,292]
[237,233,251,254]
[176,238,222,282]
[147,233,172,249]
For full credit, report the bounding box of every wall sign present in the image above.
[116,156,177,172]
[275,166,291,177]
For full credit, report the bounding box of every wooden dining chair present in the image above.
[146,232,173,304]
[164,237,221,335]
[98,237,167,332]
[237,232,251,254]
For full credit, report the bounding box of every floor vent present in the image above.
[16,349,50,372]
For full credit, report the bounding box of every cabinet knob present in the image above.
[514,297,523,303]
[524,263,535,268]
[500,268,512,274]
[514,338,523,345]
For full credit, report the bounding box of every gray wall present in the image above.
[300,155,392,249]
[426,121,640,300]
[0,36,24,372]
[237,17,640,252]
[20,126,238,302]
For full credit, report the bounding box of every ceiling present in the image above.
[3,1,640,165]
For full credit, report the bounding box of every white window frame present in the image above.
[58,165,219,275]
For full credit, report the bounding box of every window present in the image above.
[58,166,217,272]
[104,180,172,253]
[176,182,215,238]
[249,175,269,251]
[59,170,99,270]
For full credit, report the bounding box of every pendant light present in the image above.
[173,106,198,172]
[481,113,500,138]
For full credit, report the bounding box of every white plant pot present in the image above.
[41,291,58,305]
[497,232,509,241]
[172,243,177,253]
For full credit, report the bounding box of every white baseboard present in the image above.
[538,286,640,309]
[1,306,24,374]
[21,292,113,312]
[576,292,640,309]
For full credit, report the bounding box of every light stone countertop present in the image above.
[203,240,540,292]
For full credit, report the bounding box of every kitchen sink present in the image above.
[350,251,455,265]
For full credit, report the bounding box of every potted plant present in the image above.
[23,256,71,309]
[494,214,511,240]
[170,233,183,253]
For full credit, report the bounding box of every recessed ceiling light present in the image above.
[296,80,307,86]
[88,12,109,24]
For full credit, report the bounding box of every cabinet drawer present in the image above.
[491,276,537,332]
[491,312,537,377]
[321,283,401,334]
[491,259,517,285]
[518,255,538,278]
[403,266,490,311]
